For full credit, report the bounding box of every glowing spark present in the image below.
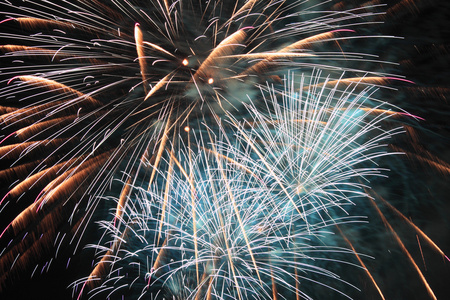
[135,23,149,94]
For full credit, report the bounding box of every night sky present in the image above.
[1,1,450,299]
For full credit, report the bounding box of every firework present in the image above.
[79,73,406,299]
[0,0,448,299]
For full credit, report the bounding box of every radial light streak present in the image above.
[0,1,448,299]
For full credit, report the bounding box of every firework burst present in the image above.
[80,73,406,299]
[0,0,449,299]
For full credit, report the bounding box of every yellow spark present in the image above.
[143,73,171,101]
[194,30,247,81]
[11,76,102,106]
[134,23,149,94]
[147,116,172,190]
[114,176,133,227]
[271,266,278,300]
[157,129,177,246]
[1,154,88,203]
[15,17,75,30]
[142,41,176,58]
[152,235,169,273]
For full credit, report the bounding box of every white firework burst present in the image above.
[81,72,405,299]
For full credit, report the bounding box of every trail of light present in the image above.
[143,73,172,101]
[271,266,278,300]
[194,29,247,81]
[169,149,199,286]
[0,45,83,61]
[226,112,308,227]
[391,145,450,175]
[336,225,385,300]
[225,0,258,28]
[0,153,108,293]
[157,131,176,246]
[34,153,109,213]
[1,154,88,207]
[285,30,356,52]
[15,17,75,30]
[0,131,16,146]
[240,30,356,75]
[386,0,420,17]
[147,116,172,190]
[367,190,437,300]
[224,53,316,59]
[152,235,169,276]
[204,257,220,300]
[15,115,77,140]
[372,189,449,261]
[200,146,261,180]
[1,44,45,52]
[142,41,176,58]
[294,232,300,300]
[305,76,390,89]
[113,176,132,228]
[212,139,262,285]
[206,129,243,300]
[8,76,102,106]
[0,139,67,162]
[134,23,149,94]
[195,261,210,300]
[1,100,74,128]
[187,132,200,287]
[246,119,327,127]
[417,235,427,270]
[84,223,134,294]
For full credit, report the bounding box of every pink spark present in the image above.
[0,131,16,146]
[0,18,16,24]
[330,29,356,33]
[385,76,415,84]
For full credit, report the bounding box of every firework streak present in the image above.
[0,1,449,299]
